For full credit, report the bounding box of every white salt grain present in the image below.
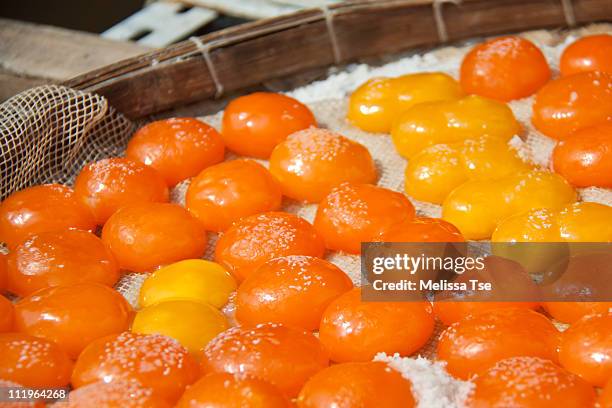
[375,353,474,408]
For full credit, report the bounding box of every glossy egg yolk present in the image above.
[214,212,325,282]
[0,333,72,388]
[297,362,415,408]
[126,117,225,187]
[532,71,612,140]
[0,295,14,332]
[0,184,95,250]
[437,308,560,379]
[314,183,416,254]
[185,159,282,232]
[460,36,551,101]
[221,92,316,159]
[319,288,434,363]
[552,123,612,188]
[62,380,171,408]
[132,299,228,356]
[544,302,612,324]
[493,207,562,243]
[14,283,132,359]
[235,255,353,330]
[138,259,236,309]
[466,356,596,407]
[72,332,200,404]
[442,170,576,240]
[405,144,468,205]
[347,72,463,133]
[560,34,612,76]
[73,157,168,225]
[0,254,7,295]
[433,301,540,326]
[269,128,377,202]
[558,313,612,387]
[201,323,329,397]
[6,230,119,297]
[176,373,291,408]
[391,95,521,159]
[492,202,612,242]
[377,217,464,242]
[405,135,530,204]
[101,203,207,273]
[503,172,577,221]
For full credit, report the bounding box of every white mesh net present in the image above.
[0,85,137,200]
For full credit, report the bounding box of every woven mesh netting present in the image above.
[0,85,137,200]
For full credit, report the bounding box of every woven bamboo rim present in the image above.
[64,0,612,119]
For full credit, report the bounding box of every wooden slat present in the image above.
[179,0,299,19]
[0,69,49,102]
[271,0,341,6]
[102,2,218,47]
[0,18,151,82]
[64,0,612,119]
